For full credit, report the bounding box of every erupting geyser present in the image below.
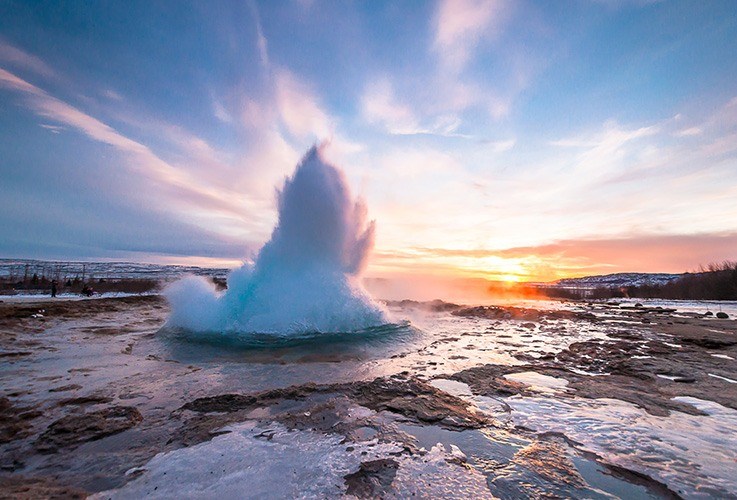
[165,144,387,335]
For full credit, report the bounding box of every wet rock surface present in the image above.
[453,304,598,322]
[488,438,591,498]
[0,475,86,499]
[35,406,143,454]
[343,458,399,498]
[344,376,488,429]
[452,316,737,416]
[174,375,487,452]
[383,299,462,312]
[0,295,735,497]
[0,398,41,444]
[181,375,487,430]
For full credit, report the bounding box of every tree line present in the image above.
[544,261,737,301]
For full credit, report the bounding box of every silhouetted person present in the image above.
[81,284,94,297]
[51,280,57,298]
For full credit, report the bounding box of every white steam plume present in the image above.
[165,144,387,335]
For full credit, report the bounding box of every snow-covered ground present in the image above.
[0,291,159,302]
[0,258,229,281]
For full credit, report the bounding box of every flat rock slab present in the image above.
[35,406,142,454]
[0,397,41,444]
[0,475,86,499]
[180,375,489,434]
[344,458,399,498]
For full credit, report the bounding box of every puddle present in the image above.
[93,422,493,499]
[503,371,570,393]
[504,395,737,497]
[398,422,661,499]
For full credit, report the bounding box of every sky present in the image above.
[1,0,736,282]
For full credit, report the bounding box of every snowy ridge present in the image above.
[553,272,683,289]
[0,258,230,281]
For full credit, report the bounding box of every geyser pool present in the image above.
[165,144,388,335]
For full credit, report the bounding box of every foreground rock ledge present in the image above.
[179,374,489,438]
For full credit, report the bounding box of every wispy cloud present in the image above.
[484,138,515,152]
[361,78,419,134]
[212,98,233,123]
[591,0,664,9]
[265,67,361,160]
[361,78,474,137]
[357,0,527,134]
[547,120,662,189]
[39,123,64,134]
[433,0,512,74]
[550,121,659,150]
[102,89,124,101]
[673,126,702,137]
[247,0,270,68]
[274,69,332,139]
[0,38,56,79]
[386,0,523,126]
[0,67,246,221]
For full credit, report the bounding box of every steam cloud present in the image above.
[165,144,387,334]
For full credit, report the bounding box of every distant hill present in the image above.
[553,272,684,289]
[0,258,230,281]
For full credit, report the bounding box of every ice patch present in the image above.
[504,371,570,393]
[708,373,737,384]
[429,378,475,398]
[94,422,492,499]
[505,395,737,497]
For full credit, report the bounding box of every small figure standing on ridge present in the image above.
[51,280,57,298]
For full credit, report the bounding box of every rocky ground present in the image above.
[449,302,737,417]
[0,296,735,498]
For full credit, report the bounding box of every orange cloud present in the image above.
[369,232,737,282]
[499,233,737,275]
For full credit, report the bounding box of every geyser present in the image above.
[165,144,387,335]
